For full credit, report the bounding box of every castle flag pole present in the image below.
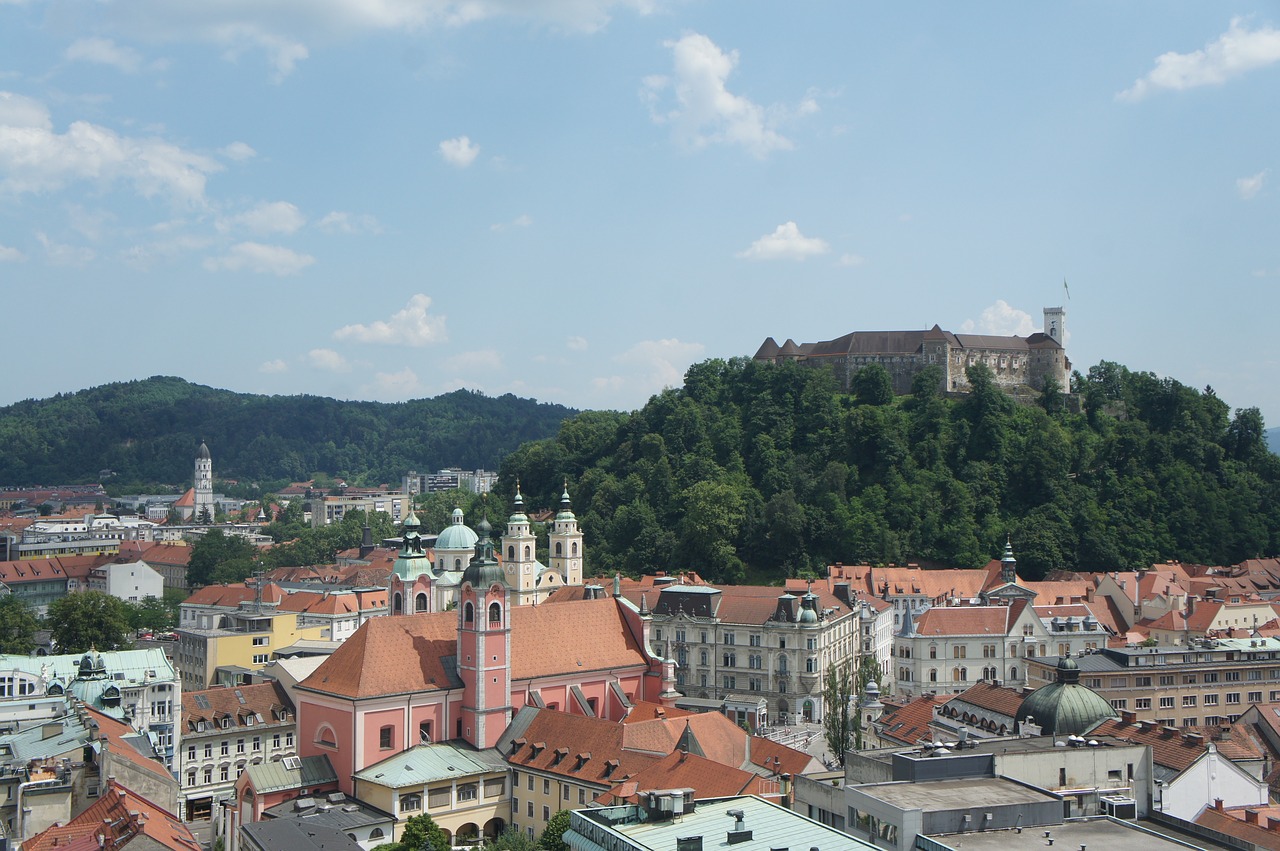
[1063,278,1071,300]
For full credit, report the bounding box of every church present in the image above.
[755,306,1069,396]
[174,441,217,523]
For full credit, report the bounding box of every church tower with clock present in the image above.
[501,485,539,606]
[194,441,215,523]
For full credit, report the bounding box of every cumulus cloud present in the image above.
[220,141,257,161]
[643,33,797,158]
[1118,18,1280,101]
[203,241,315,275]
[490,213,532,232]
[36,232,95,266]
[737,221,829,261]
[101,0,650,77]
[960,300,1036,336]
[0,92,221,206]
[121,233,213,269]
[258,358,288,373]
[592,338,705,401]
[567,335,588,351]
[0,244,25,262]
[368,367,424,399]
[318,211,381,234]
[1237,169,1268,200]
[444,349,503,372]
[439,135,479,168]
[217,200,306,235]
[64,38,143,73]
[333,293,447,346]
[308,348,350,372]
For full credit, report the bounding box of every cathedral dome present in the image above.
[436,507,479,551]
[1016,656,1118,737]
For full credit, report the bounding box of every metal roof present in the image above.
[242,754,338,794]
[352,743,499,788]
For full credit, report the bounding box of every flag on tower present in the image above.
[1063,278,1071,300]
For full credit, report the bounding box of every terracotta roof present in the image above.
[1195,805,1280,849]
[1088,717,1262,772]
[623,701,693,722]
[81,705,173,783]
[25,781,199,851]
[943,682,1025,719]
[828,563,990,602]
[913,606,1010,636]
[182,681,291,731]
[183,581,286,608]
[876,694,943,745]
[597,750,778,805]
[173,488,195,508]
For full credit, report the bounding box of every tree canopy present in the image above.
[47,592,133,653]
[0,596,39,654]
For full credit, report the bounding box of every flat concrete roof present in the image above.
[852,777,1057,811]
[926,818,1207,850]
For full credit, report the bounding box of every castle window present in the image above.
[489,602,502,624]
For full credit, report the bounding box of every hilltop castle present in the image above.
[755,306,1069,395]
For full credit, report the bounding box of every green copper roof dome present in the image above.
[436,506,479,551]
[556,483,576,521]
[462,515,505,589]
[508,484,528,524]
[393,509,429,579]
[1016,656,1118,737]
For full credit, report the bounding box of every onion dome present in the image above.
[197,441,211,460]
[393,509,428,578]
[509,483,528,524]
[799,591,820,625]
[462,515,505,589]
[556,482,576,522]
[1016,656,1118,737]
[436,506,479,551]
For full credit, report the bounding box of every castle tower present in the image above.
[1000,537,1018,585]
[194,441,215,523]
[502,484,538,602]
[1043,306,1066,346]
[548,482,584,589]
[457,516,512,749]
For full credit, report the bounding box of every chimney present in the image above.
[1245,809,1261,825]
[1085,586,1095,603]
[726,810,752,845]
[1215,799,1224,812]
[1267,816,1280,831]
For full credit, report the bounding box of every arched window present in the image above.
[1009,665,1018,680]
[488,602,502,624]
[464,602,474,624]
[555,542,563,556]
[415,593,428,613]
[929,668,937,682]
[523,545,530,559]
[370,829,385,840]
[455,558,462,569]
[571,542,578,555]
[315,724,337,748]
[392,593,402,615]
[507,546,515,560]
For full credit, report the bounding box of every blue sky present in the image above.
[1,3,1277,425]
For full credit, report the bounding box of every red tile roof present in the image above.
[876,694,943,745]
[912,606,1010,636]
[597,750,778,804]
[25,781,199,851]
[943,682,1025,719]
[182,681,291,731]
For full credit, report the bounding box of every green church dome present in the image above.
[1016,656,1118,737]
[437,506,479,551]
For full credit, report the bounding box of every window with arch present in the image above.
[1009,665,1018,680]
[555,542,562,556]
[507,546,515,559]
[929,668,938,682]
[393,593,402,615]
[370,829,385,840]
[464,602,474,624]
[415,593,428,613]
[315,724,338,748]
[488,602,502,624]
[523,545,530,559]
[571,542,578,556]
[455,558,462,569]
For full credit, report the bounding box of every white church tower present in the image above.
[548,482,584,589]
[194,441,215,523]
[502,484,539,605]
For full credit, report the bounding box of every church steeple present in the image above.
[458,509,511,749]
[193,441,215,524]
[1001,537,1018,585]
[502,482,537,601]
[549,479,584,589]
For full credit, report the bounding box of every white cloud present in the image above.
[439,135,480,168]
[318,211,381,233]
[65,38,144,73]
[308,348,350,372]
[217,200,306,235]
[1237,169,1268,200]
[258,359,288,373]
[960,300,1036,336]
[567,335,588,351]
[101,1,652,79]
[1118,18,1280,101]
[35,232,95,266]
[121,233,213,269]
[490,213,532,232]
[644,33,797,158]
[333,293,447,346]
[593,338,705,401]
[220,141,257,161]
[444,349,504,372]
[837,252,865,267]
[0,92,221,205]
[203,241,315,275]
[737,221,829,261]
[0,244,25,262]
[368,367,424,399]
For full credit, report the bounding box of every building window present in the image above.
[252,736,261,751]
[380,726,393,749]
[220,742,228,756]
[1203,694,1219,706]
[953,646,966,659]
[400,793,422,811]
[252,653,269,664]
[724,632,735,646]
[1182,695,1196,707]
[1226,693,1241,704]
[220,765,229,782]
[458,783,478,802]
[253,637,268,646]
[1159,697,1175,709]
[1136,698,1151,710]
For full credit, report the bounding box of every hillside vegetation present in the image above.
[0,377,575,488]
[499,358,1279,582]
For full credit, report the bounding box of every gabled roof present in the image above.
[912,606,1010,637]
[183,581,286,608]
[81,704,173,783]
[597,749,777,804]
[943,682,1025,719]
[25,781,199,851]
[353,743,498,788]
[182,681,291,731]
[875,694,944,746]
[1089,717,1263,773]
[240,754,338,795]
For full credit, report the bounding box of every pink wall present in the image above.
[299,700,355,793]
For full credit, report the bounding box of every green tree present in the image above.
[47,592,133,653]
[822,659,854,765]
[125,595,177,633]
[400,813,450,851]
[483,828,539,851]
[188,529,259,587]
[852,364,894,406]
[0,596,39,654]
[539,810,571,851]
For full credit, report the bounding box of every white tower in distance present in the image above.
[1043,306,1066,346]
[194,441,215,523]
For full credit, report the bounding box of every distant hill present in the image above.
[1269,427,1280,454]
[0,377,576,487]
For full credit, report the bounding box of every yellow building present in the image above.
[353,743,510,845]
[176,608,330,690]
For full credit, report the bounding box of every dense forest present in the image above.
[0,377,575,488]
[496,358,1280,583]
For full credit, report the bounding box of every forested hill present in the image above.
[0,377,576,487]
[499,358,1280,583]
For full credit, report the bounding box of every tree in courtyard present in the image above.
[187,529,259,587]
[483,828,538,850]
[398,812,450,851]
[539,810,571,851]
[47,592,132,653]
[0,596,39,654]
[125,595,177,633]
[822,659,854,766]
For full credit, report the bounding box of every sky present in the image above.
[1,3,1278,425]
